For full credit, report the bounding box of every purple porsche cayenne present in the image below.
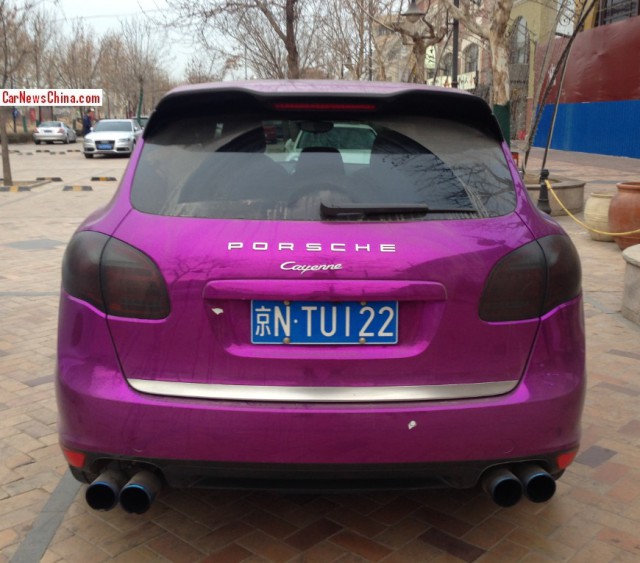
[57,81,585,514]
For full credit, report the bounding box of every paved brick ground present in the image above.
[1,144,639,562]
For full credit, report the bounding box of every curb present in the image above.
[63,185,93,192]
[90,176,117,181]
[0,185,31,192]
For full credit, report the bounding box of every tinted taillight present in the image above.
[101,238,170,319]
[62,231,107,311]
[62,232,170,319]
[479,235,581,322]
[539,235,582,313]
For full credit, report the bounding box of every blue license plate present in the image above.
[251,300,398,345]
[97,143,112,150]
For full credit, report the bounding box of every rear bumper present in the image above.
[68,453,570,490]
[57,297,585,489]
[34,134,65,142]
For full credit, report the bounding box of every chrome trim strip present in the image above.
[127,379,518,403]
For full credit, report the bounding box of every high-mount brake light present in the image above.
[273,102,376,111]
[479,235,581,322]
[62,231,170,319]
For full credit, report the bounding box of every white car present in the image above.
[83,119,143,158]
[33,121,77,145]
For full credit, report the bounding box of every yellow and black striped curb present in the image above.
[36,176,63,182]
[63,185,93,192]
[90,176,117,181]
[0,185,31,192]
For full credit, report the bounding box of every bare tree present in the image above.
[184,52,245,83]
[368,0,448,84]
[315,0,375,80]
[116,19,169,119]
[97,33,126,118]
[442,0,513,137]
[165,0,313,79]
[48,20,108,126]
[50,21,105,90]
[25,7,57,122]
[0,0,33,186]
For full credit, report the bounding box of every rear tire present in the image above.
[34,140,41,145]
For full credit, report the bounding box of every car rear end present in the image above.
[57,81,585,512]
[34,122,66,144]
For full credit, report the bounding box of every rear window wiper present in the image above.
[320,202,477,218]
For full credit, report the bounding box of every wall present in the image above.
[533,16,640,157]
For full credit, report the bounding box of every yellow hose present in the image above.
[545,180,640,236]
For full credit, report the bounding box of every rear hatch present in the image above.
[107,86,537,401]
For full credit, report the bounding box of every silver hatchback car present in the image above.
[83,119,143,158]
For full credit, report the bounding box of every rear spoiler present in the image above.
[145,84,504,144]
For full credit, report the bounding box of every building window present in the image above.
[441,52,453,77]
[598,0,639,24]
[510,17,529,65]
[463,44,479,73]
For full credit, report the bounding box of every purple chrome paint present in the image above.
[57,80,585,496]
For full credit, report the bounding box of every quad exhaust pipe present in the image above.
[482,463,556,507]
[514,463,556,503]
[86,469,127,511]
[87,463,555,512]
[119,470,162,514]
[86,469,162,514]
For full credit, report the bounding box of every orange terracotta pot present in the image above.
[609,182,640,250]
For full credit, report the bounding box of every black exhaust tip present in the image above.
[119,470,162,514]
[85,469,126,511]
[514,464,556,503]
[481,467,523,507]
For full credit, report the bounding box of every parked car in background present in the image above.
[33,121,77,144]
[83,119,143,158]
[58,80,585,515]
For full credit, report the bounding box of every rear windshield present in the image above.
[94,121,132,132]
[131,113,516,221]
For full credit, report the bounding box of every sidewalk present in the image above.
[1,145,639,562]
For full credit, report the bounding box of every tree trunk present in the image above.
[411,36,427,84]
[488,0,511,107]
[0,109,12,186]
[489,0,512,143]
[285,0,300,78]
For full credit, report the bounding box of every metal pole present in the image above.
[540,36,573,173]
[538,36,573,214]
[368,0,373,80]
[452,0,459,88]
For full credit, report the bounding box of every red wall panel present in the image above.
[538,16,640,104]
